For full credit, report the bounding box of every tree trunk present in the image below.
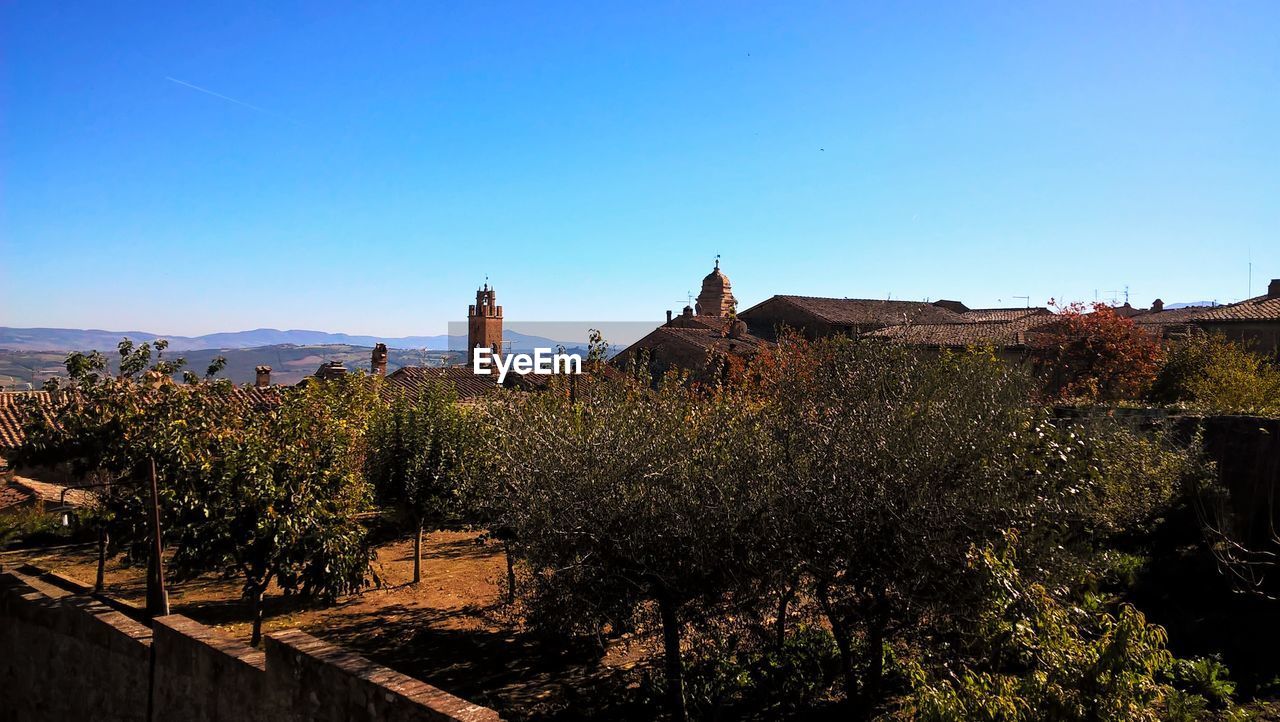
[775,576,799,648]
[145,458,169,618]
[94,527,108,593]
[656,590,687,722]
[818,582,858,708]
[250,585,266,648]
[412,518,424,585]
[860,593,889,716]
[504,538,516,603]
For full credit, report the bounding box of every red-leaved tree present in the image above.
[1030,301,1163,402]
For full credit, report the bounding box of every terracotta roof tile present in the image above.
[0,392,55,450]
[0,483,32,510]
[748,296,970,327]
[1131,305,1217,327]
[8,475,94,507]
[649,326,770,355]
[1186,294,1280,322]
[666,314,733,331]
[230,386,284,411]
[0,386,281,452]
[866,315,1060,348]
[383,366,501,400]
[961,308,1052,323]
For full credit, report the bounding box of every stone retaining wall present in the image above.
[0,567,501,722]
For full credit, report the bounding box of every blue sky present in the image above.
[3,1,1277,336]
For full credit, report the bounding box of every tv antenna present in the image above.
[1012,295,1031,308]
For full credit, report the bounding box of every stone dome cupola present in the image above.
[695,257,737,317]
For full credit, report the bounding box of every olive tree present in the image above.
[478,372,774,722]
[754,337,1199,715]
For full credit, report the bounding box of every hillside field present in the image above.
[0,345,465,388]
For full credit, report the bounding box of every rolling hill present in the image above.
[0,327,579,353]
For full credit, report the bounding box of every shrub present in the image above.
[1150,334,1280,415]
[1162,689,1209,722]
[638,624,840,720]
[1173,656,1236,710]
[903,541,1178,722]
[0,502,71,547]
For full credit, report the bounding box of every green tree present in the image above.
[167,374,378,646]
[14,341,376,643]
[479,372,773,722]
[10,339,220,601]
[366,381,472,585]
[752,337,1198,716]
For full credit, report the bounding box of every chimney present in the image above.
[666,310,673,323]
[682,305,693,318]
[1151,299,1163,312]
[255,365,271,388]
[371,343,388,377]
[1269,279,1280,298]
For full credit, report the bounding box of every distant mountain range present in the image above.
[0,327,580,353]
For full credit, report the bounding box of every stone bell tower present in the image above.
[695,257,737,317]
[468,283,503,364]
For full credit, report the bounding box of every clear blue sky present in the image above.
[3,1,1277,336]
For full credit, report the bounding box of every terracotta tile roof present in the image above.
[1111,303,1146,319]
[961,308,1052,323]
[866,315,1060,348]
[0,392,55,450]
[230,385,284,411]
[1184,294,1280,322]
[746,296,970,327]
[0,483,31,510]
[667,315,734,331]
[383,366,501,400]
[651,326,770,355]
[0,386,281,452]
[1131,305,1217,327]
[6,475,94,508]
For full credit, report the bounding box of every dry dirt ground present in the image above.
[0,531,654,721]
